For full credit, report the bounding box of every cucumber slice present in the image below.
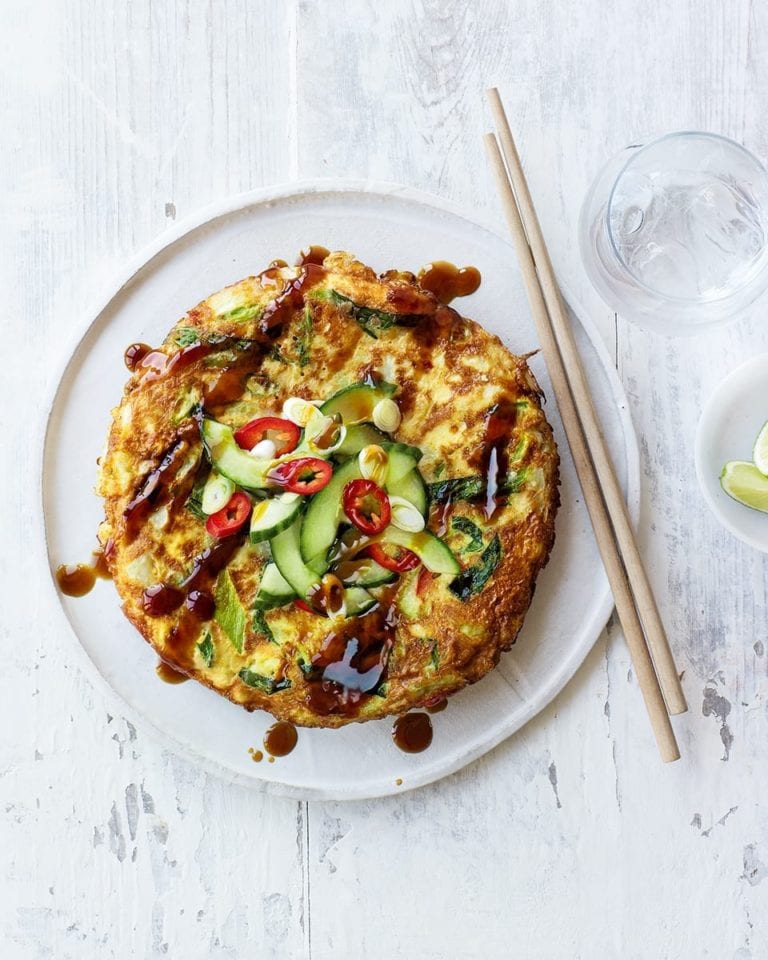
[377,527,460,575]
[300,458,362,563]
[201,471,236,515]
[383,442,423,483]
[201,419,273,490]
[320,381,397,423]
[336,557,398,588]
[249,492,303,543]
[271,518,323,597]
[387,468,427,516]
[344,587,378,617]
[254,562,296,608]
[335,423,388,459]
[266,521,378,616]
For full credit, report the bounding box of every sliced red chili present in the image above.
[205,491,251,538]
[343,479,391,535]
[234,416,300,456]
[367,542,421,574]
[269,457,332,495]
[294,599,315,614]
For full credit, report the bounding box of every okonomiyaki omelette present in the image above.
[96,250,559,728]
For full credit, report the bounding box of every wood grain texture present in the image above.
[3,0,768,957]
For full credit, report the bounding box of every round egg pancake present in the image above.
[96,250,559,727]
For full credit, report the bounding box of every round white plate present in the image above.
[41,181,639,801]
[695,352,768,553]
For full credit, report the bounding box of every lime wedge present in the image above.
[753,421,768,477]
[720,460,768,513]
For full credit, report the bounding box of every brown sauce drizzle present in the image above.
[137,341,212,383]
[296,245,330,267]
[142,583,185,616]
[142,536,241,619]
[418,261,481,304]
[260,262,326,332]
[204,367,248,407]
[248,747,264,762]
[155,661,189,684]
[392,713,433,753]
[123,421,198,540]
[124,342,152,371]
[56,564,97,597]
[304,596,398,717]
[56,541,115,597]
[91,542,115,579]
[386,283,429,314]
[185,590,215,620]
[263,721,298,757]
[480,401,519,519]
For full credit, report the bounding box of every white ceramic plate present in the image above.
[41,182,639,800]
[695,352,768,553]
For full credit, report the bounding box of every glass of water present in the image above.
[579,132,768,334]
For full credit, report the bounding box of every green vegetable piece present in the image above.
[429,639,440,670]
[238,669,291,693]
[214,569,246,653]
[297,306,313,367]
[450,516,484,554]
[427,475,484,504]
[448,535,502,601]
[510,435,531,464]
[185,466,210,522]
[314,288,422,339]
[172,385,201,425]
[298,659,313,677]
[197,632,214,668]
[427,471,527,504]
[219,303,262,323]
[252,608,276,644]
[174,326,202,347]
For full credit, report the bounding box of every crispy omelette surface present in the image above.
[97,251,559,727]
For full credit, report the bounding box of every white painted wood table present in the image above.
[3,1,768,956]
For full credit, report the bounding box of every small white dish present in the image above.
[695,353,768,553]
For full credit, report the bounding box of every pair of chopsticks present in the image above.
[484,88,687,763]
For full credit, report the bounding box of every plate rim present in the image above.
[37,178,640,801]
[694,351,768,554]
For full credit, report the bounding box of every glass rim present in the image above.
[605,130,768,305]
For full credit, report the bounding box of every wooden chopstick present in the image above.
[486,88,688,719]
[483,131,681,763]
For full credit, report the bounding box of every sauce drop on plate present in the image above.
[297,244,330,267]
[56,542,115,597]
[124,342,152,371]
[264,721,298,757]
[418,261,481,304]
[155,660,189,684]
[55,563,97,597]
[392,713,433,753]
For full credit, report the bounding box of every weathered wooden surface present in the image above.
[3,0,768,956]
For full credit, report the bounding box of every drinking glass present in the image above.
[579,132,768,334]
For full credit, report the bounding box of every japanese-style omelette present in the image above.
[96,249,560,727]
